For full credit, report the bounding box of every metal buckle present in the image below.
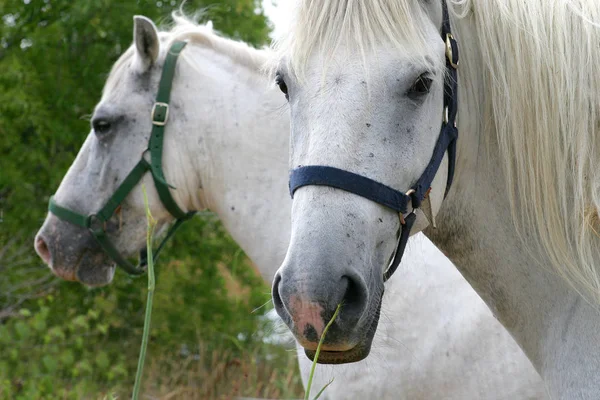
[87,214,105,236]
[151,102,169,126]
[445,33,459,69]
[443,106,449,124]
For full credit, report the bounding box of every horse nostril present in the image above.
[339,275,368,321]
[34,235,52,266]
[272,273,285,313]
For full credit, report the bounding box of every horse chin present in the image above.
[75,251,117,287]
[76,264,116,287]
[304,342,372,365]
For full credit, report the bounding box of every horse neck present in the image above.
[427,10,600,394]
[174,45,291,282]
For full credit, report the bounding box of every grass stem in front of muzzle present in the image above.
[304,303,341,400]
[132,185,157,400]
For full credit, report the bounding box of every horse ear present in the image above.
[205,20,214,30]
[133,16,159,72]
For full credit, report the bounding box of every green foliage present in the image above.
[0,1,302,398]
[0,295,128,399]
[0,217,295,398]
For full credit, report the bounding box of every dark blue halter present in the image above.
[289,1,459,281]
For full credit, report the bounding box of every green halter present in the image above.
[48,41,195,276]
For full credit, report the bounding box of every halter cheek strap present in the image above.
[48,41,195,276]
[289,1,459,282]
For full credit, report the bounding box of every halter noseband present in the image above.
[289,2,459,282]
[48,41,195,276]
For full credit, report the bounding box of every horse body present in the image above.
[272,1,600,398]
[33,16,547,398]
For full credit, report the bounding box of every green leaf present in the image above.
[70,315,89,331]
[74,360,93,376]
[60,350,75,367]
[13,321,30,340]
[42,355,58,373]
[18,309,31,317]
[107,363,128,381]
[0,326,11,345]
[44,326,66,344]
[32,314,47,332]
[87,309,100,320]
[95,351,110,370]
[97,323,109,335]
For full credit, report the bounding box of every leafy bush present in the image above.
[0,3,303,398]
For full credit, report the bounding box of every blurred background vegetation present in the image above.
[0,0,303,398]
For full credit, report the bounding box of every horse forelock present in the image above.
[271,0,439,80]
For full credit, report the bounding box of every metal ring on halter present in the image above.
[399,189,417,225]
[87,214,105,235]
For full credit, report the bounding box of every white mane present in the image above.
[168,13,269,72]
[104,13,269,95]
[450,0,600,303]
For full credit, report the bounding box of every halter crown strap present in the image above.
[149,41,190,220]
[288,0,458,282]
[48,40,195,276]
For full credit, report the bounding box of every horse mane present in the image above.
[168,13,269,73]
[103,13,269,97]
[271,0,439,79]
[453,0,600,302]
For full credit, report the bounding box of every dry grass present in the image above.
[134,344,304,400]
[217,262,252,301]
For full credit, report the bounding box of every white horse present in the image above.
[272,1,600,399]
[33,15,545,399]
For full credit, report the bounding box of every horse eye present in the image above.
[275,73,289,99]
[92,119,112,135]
[408,75,433,97]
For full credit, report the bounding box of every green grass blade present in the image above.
[312,378,335,400]
[132,185,157,400]
[304,303,342,400]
